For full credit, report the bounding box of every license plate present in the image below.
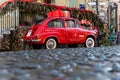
[26,30,32,36]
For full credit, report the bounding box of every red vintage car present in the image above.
[23,17,98,49]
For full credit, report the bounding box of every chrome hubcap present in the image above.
[86,38,94,47]
[46,39,56,49]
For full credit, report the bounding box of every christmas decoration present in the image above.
[0,0,111,51]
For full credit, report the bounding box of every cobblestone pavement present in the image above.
[0,46,120,80]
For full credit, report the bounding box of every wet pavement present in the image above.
[0,46,120,80]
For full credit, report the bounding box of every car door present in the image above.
[65,19,79,43]
[46,18,66,43]
[75,20,86,42]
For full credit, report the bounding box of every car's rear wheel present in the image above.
[85,37,95,48]
[45,38,57,49]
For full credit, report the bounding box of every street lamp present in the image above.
[96,0,99,15]
[96,0,100,46]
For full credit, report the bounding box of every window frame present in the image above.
[65,19,76,28]
[47,19,63,28]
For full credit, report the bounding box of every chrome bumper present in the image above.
[23,39,41,42]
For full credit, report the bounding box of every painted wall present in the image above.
[37,0,87,9]
[55,0,67,6]
[55,0,86,8]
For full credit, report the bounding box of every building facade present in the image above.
[87,0,109,21]
[37,0,87,9]
[87,0,119,33]
[109,0,120,32]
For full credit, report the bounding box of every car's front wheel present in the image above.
[45,38,57,49]
[85,37,95,48]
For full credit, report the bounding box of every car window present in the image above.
[65,20,75,28]
[48,19,63,28]
[75,21,80,28]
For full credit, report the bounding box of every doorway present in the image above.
[108,2,118,33]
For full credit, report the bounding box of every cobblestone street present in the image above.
[0,46,120,80]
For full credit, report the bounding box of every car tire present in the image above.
[45,38,57,49]
[85,37,95,48]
